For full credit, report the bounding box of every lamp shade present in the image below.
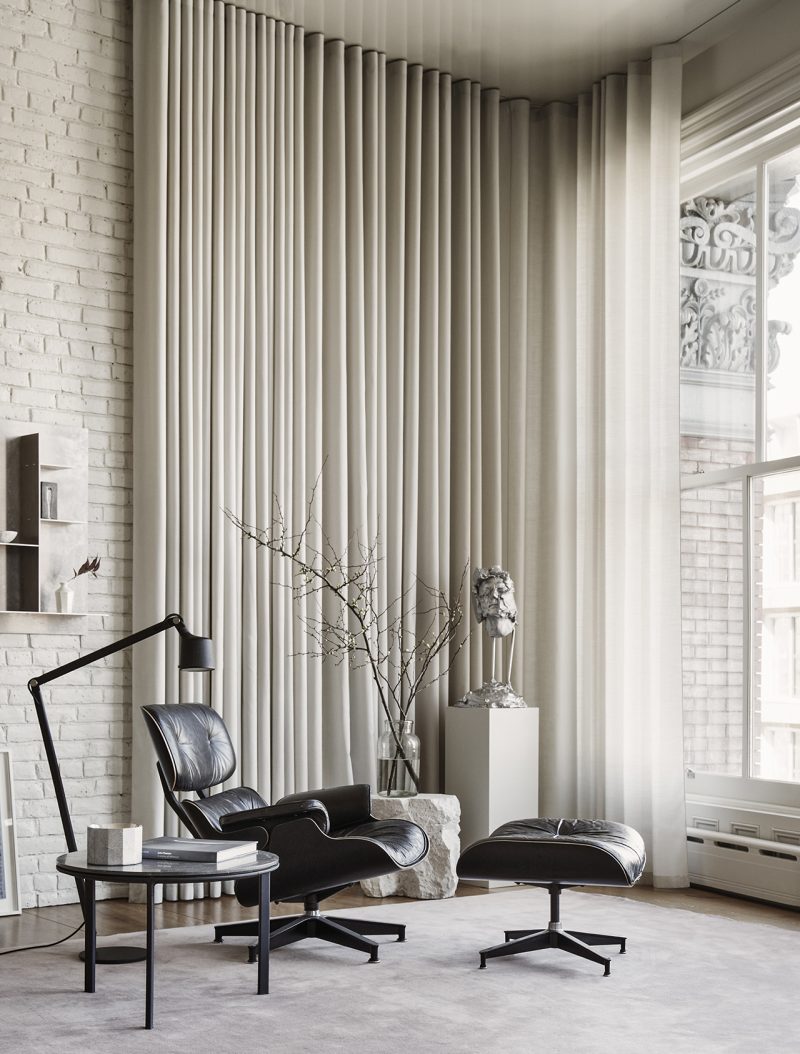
[178,632,215,672]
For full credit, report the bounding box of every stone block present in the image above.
[361,793,460,900]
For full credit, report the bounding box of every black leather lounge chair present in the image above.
[142,703,429,963]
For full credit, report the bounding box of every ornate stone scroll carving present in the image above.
[680,196,800,281]
[680,280,786,374]
[680,198,757,276]
[680,191,800,378]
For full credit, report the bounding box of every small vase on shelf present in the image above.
[377,719,420,798]
[55,581,74,613]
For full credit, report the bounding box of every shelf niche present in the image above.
[0,421,89,623]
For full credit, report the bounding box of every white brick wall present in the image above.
[0,0,132,907]
[680,437,752,775]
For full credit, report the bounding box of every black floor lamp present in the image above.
[27,612,215,964]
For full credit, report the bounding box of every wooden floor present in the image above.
[3,881,799,952]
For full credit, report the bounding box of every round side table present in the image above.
[56,850,279,1030]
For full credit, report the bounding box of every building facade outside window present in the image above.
[680,143,800,793]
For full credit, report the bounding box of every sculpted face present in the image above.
[472,567,517,638]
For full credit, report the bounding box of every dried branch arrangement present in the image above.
[227,491,468,792]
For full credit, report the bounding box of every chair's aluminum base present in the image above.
[214,898,406,964]
[477,884,627,977]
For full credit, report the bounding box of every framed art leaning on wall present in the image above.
[0,749,20,916]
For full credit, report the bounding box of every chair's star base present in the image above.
[214,897,406,964]
[477,885,626,977]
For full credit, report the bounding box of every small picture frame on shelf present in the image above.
[40,481,58,520]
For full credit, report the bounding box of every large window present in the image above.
[680,142,800,797]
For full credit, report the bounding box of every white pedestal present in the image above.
[445,706,539,887]
[360,793,460,899]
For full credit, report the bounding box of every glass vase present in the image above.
[377,719,420,797]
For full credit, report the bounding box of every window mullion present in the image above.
[756,161,768,462]
[743,476,753,779]
[747,162,767,782]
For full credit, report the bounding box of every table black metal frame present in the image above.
[56,850,279,1030]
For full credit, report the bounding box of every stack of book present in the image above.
[141,836,258,863]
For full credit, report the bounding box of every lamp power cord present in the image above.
[0,919,85,956]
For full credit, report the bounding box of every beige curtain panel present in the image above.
[133,0,687,887]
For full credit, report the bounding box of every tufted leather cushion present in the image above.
[142,704,236,792]
[458,817,646,887]
[335,819,429,869]
[184,787,268,833]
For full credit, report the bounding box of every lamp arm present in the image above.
[29,613,185,689]
[26,612,189,919]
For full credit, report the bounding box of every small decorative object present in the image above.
[87,823,143,866]
[229,479,468,798]
[0,530,17,543]
[454,565,526,708]
[377,719,421,797]
[55,581,74,613]
[40,481,57,520]
[55,555,101,614]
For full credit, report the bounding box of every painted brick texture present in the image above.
[680,437,753,776]
[0,0,132,907]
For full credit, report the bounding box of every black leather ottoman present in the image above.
[457,818,646,976]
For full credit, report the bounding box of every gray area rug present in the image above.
[2,888,796,1053]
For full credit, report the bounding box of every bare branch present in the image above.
[225,499,468,763]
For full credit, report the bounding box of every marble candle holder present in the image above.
[86,823,143,866]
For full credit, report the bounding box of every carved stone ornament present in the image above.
[680,279,787,374]
[680,192,800,379]
[680,196,800,281]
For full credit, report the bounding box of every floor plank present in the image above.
[3,880,798,953]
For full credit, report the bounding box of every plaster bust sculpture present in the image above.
[471,566,517,639]
[455,564,526,708]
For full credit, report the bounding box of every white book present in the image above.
[141,836,258,862]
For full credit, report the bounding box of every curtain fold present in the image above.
[507,48,687,884]
[133,1,687,889]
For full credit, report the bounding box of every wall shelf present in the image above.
[0,422,90,628]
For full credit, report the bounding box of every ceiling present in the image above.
[239,0,781,103]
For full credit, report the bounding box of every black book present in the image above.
[141,836,258,862]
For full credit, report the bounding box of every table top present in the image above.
[56,850,279,885]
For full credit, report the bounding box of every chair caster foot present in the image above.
[248,946,258,965]
[369,952,380,964]
[479,955,487,969]
[604,963,610,977]
[213,936,223,944]
[620,939,626,954]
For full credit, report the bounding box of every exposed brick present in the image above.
[681,436,747,776]
[0,0,132,911]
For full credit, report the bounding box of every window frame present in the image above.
[680,63,800,901]
[682,455,800,808]
[681,115,800,807]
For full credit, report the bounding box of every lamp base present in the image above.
[79,946,147,964]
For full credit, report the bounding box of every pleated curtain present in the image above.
[132,0,687,887]
[501,53,688,885]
